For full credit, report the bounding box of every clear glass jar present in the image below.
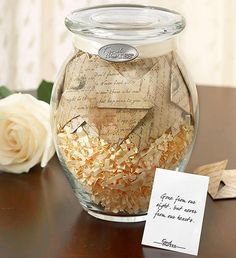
[51,4,199,222]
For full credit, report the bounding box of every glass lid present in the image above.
[65,4,185,43]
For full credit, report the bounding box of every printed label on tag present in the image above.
[98,44,138,62]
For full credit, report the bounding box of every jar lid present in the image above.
[65,4,185,43]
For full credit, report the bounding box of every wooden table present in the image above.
[1,86,236,258]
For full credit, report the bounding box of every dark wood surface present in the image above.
[1,86,236,258]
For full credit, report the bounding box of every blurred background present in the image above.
[0,0,236,91]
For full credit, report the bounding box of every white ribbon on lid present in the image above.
[72,34,177,58]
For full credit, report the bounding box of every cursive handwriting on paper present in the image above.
[153,192,198,223]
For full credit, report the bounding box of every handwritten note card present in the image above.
[142,169,209,256]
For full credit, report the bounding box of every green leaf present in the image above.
[37,80,53,104]
[0,86,13,99]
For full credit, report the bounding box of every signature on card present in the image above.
[154,238,186,250]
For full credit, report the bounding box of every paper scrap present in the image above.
[94,56,155,109]
[194,160,228,175]
[111,57,159,81]
[194,160,236,199]
[170,56,191,114]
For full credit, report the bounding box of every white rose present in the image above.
[0,93,55,173]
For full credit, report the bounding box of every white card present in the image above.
[142,169,209,256]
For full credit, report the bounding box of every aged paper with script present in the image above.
[94,58,154,109]
[173,52,197,115]
[171,56,191,114]
[56,53,150,144]
[56,50,192,147]
[111,57,160,81]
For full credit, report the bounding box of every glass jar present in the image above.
[51,4,199,222]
